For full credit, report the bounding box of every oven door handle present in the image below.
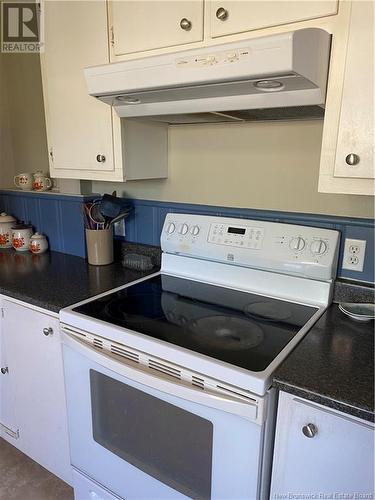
[63,332,261,423]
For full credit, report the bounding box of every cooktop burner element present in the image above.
[188,316,264,350]
[73,274,318,372]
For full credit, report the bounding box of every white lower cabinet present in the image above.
[271,391,374,497]
[0,298,71,485]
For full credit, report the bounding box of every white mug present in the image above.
[32,171,52,192]
[12,225,33,252]
[14,173,33,190]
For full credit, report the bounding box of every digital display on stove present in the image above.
[227,227,246,235]
[73,275,318,373]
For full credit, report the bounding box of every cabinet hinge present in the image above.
[110,25,114,46]
[49,148,54,162]
[36,2,41,13]
[1,307,4,319]
[0,422,20,440]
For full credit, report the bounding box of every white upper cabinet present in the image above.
[319,1,374,194]
[41,0,121,180]
[110,0,204,58]
[41,0,168,182]
[209,1,338,38]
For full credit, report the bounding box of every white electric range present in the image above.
[60,213,340,500]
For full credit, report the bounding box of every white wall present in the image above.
[93,120,374,219]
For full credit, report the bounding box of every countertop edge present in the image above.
[273,379,375,423]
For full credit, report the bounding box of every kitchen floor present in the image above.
[0,438,73,500]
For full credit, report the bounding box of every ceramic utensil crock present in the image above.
[29,233,49,254]
[11,224,33,252]
[85,228,114,265]
[0,212,17,248]
[32,171,52,192]
[14,173,33,190]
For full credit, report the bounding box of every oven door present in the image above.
[62,332,266,500]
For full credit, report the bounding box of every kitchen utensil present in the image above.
[89,202,106,229]
[14,173,33,190]
[11,223,33,252]
[32,171,53,191]
[338,303,375,322]
[99,194,129,220]
[29,233,49,254]
[85,228,113,265]
[0,212,17,248]
[109,207,132,226]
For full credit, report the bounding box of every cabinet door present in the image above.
[110,0,204,57]
[0,302,18,442]
[210,1,338,38]
[333,1,374,179]
[271,392,374,496]
[41,0,116,176]
[2,300,71,485]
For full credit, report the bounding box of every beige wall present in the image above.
[0,52,15,188]
[0,53,48,188]
[93,120,374,219]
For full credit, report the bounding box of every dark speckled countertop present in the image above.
[274,304,374,422]
[0,248,158,313]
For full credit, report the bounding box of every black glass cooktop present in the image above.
[73,274,318,372]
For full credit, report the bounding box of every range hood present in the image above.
[85,28,331,124]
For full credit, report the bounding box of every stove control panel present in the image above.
[161,214,340,281]
[207,222,264,249]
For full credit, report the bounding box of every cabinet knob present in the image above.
[43,327,53,336]
[302,423,317,438]
[345,153,360,166]
[1,367,9,375]
[216,7,229,21]
[96,154,106,163]
[180,18,192,31]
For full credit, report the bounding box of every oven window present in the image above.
[90,370,213,500]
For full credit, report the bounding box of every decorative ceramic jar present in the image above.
[14,172,33,190]
[32,171,52,192]
[0,212,17,248]
[11,224,33,252]
[29,233,49,254]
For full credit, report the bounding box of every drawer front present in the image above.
[73,470,122,500]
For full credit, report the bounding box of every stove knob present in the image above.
[179,223,189,235]
[310,239,327,255]
[166,222,175,234]
[289,237,305,251]
[190,225,200,236]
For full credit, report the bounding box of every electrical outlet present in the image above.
[114,219,126,238]
[342,238,366,272]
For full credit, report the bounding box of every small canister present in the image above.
[11,223,33,252]
[0,212,17,248]
[29,232,49,254]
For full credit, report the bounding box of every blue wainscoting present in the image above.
[122,199,375,284]
[0,190,96,258]
[1,191,374,283]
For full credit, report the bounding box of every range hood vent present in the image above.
[85,28,331,124]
